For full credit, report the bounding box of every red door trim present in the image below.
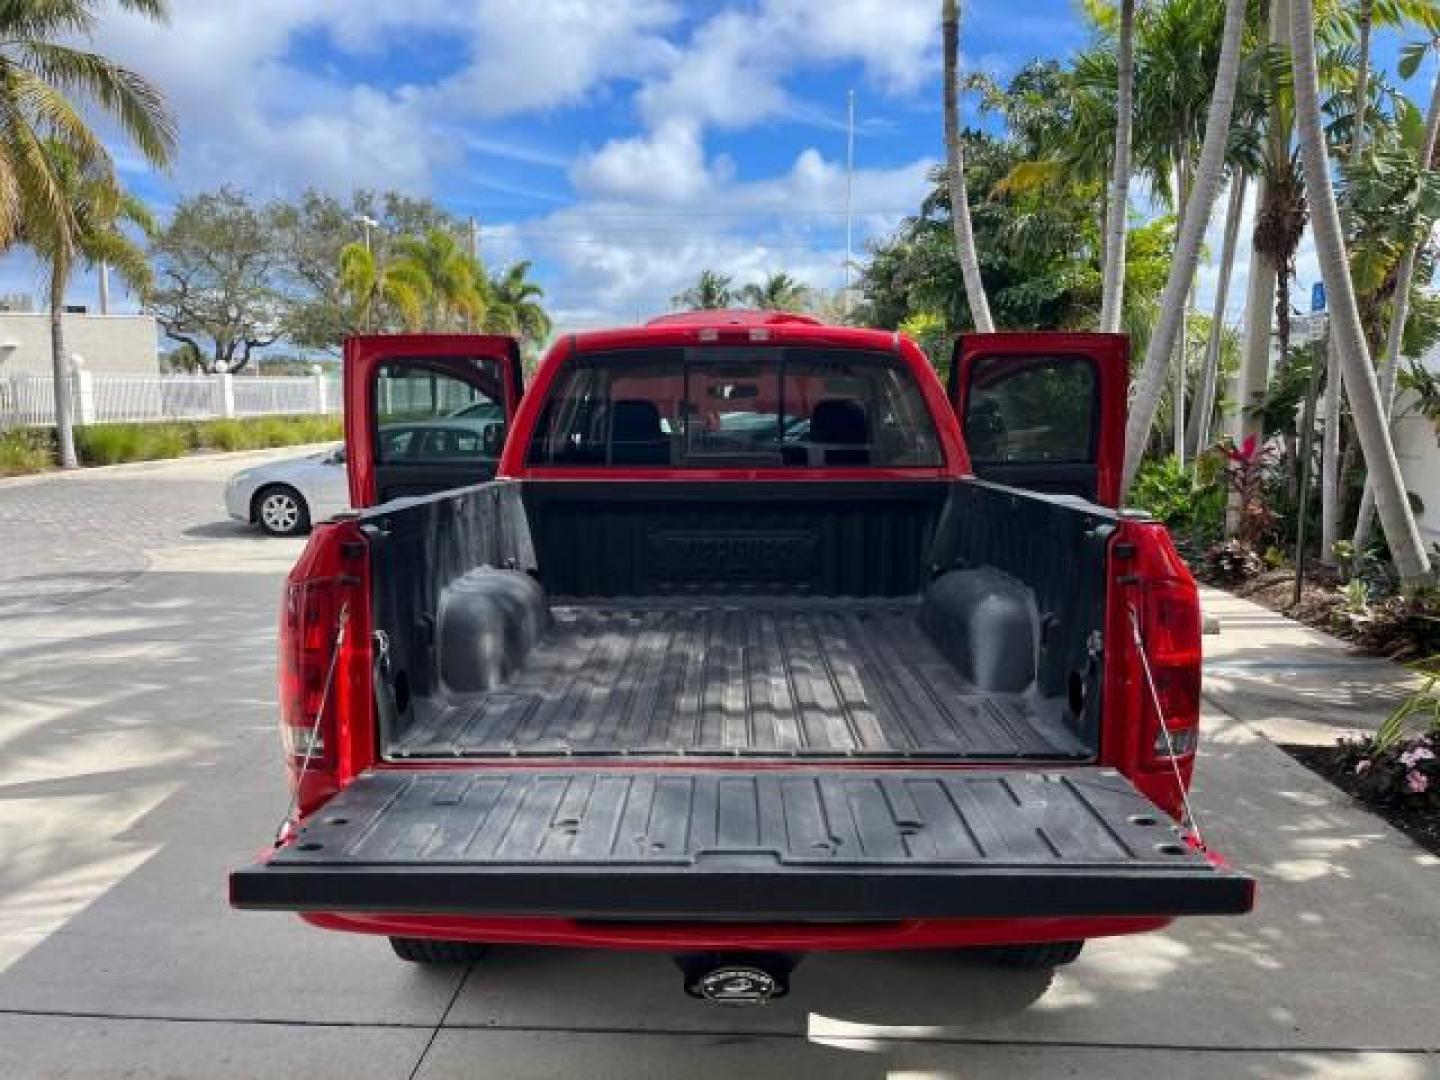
[343,334,522,508]
[948,331,1128,507]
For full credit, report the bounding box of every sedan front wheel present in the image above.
[254,485,310,537]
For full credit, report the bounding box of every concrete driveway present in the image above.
[0,455,1436,1079]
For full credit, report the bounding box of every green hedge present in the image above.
[0,428,53,475]
[0,415,343,475]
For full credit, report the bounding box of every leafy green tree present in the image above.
[24,143,154,468]
[484,260,552,348]
[149,188,287,374]
[861,123,1175,336]
[337,241,430,333]
[274,189,464,351]
[393,227,485,329]
[672,270,735,310]
[738,272,810,311]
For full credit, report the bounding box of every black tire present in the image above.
[388,937,490,965]
[253,484,310,537]
[974,940,1085,969]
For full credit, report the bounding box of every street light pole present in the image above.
[843,89,855,315]
[354,215,379,333]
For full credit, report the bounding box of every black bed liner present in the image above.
[231,767,1254,919]
[392,600,1089,760]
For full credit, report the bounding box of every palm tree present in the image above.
[1319,0,1378,566]
[739,272,811,311]
[0,0,176,469]
[393,227,485,330]
[942,0,994,331]
[0,1,175,250]
[24,143,154,469]
[672,270,735,310]
[1186,167,1248,457]
[1291,0,1432,584]
[484,260,552,347]
[1122,0,1248,492]
[1353,31,1440,551]
[1100,0,1137,333]
[338,242,430,332]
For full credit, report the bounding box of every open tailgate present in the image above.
[231,767,1253,920]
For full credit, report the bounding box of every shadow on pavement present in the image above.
[1,561,1438,1078]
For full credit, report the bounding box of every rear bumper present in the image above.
[299,912,1177,951]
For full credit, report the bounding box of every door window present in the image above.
[964,356,1097,465]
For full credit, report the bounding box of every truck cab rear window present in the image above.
[526,347,943,468]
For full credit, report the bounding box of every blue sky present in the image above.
[1,1,1435,334]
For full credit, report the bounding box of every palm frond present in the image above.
[15,41,177,166]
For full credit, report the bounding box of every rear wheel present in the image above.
[253,485,310,537]
[973,940,1085,969]
[388,937,490,965]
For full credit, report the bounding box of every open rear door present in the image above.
[950,332,1128,506]
[344,334,524,508]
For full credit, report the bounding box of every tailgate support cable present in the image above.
[1126,605,1206,851]
[275,602,350,846]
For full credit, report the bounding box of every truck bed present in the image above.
[391,599,1088,760]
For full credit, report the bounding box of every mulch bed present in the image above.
[1280,743,1440,858]
[1224,566,1350,635]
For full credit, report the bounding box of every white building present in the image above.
[1394,343,1440,550]
[0,297,160,377]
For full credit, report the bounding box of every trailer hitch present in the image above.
[676,952,801,1006]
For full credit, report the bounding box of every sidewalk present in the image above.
[1200,586,1421,746]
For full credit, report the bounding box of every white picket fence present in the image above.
[0,372,342,428]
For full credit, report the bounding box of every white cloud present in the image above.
[53,1,945,328]
[571,121,725,203]
[84,0,686,196]
[432,0,679,118]
[501,149,933,324]
[637,0,937,131]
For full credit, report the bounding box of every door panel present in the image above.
[949,332,1128,506]
[344,335,523,508]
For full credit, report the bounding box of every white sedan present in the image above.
[224,445,350,536]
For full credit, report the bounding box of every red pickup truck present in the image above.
[231,311,1252,1004]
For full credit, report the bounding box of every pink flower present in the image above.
[1399,747,1436,769]
[1405,770,1430,795]
[1355,759,1371,775]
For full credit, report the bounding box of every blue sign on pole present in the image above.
[1312,282,1326,312]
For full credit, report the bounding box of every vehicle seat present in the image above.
[809,399,870,465]
[610,399,669,465]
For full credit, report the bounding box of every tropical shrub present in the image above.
[1129,455,1226,553]
[0,429,54,474]
[1336,659,1439,805]
[1203,538,1264,585]
[1338,732,1437,806]
[1344,589,1440,661]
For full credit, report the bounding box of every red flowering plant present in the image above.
[1335,657,1440,808]
[1217,434,1278,546]
[1202,435,1278,584]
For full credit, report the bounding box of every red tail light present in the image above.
[277,527,356,818]
[1141,579,1202,762]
